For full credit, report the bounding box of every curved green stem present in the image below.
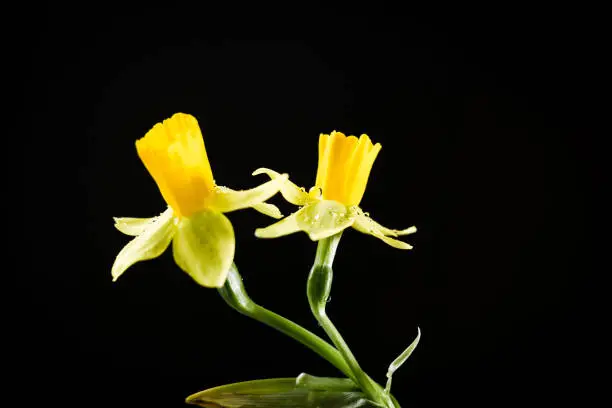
[249,305,357,382]
[307,233,396,408]
[218,263,357,383]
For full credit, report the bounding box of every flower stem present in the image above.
[218,263,357,383]
[307,233,396,408]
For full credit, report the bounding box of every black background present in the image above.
[15,3,603,408]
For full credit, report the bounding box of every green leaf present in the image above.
[385,327,421,394]
[295,373,358,391]
[186,377,380,408]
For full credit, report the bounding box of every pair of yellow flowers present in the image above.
[112,113,416,288]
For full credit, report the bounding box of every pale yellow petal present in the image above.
[113,217,155,236]
[373,233,414,249]
[111,208,176,281]
[172,210,235,288]
[296,200,355,241]
[113,207,173,236]
[207,175,287,213]
[211,185,283,218]
[254,211,301,238]
[251,202,283,219]
[392,225,417,236]
[252,168,311,206]
[352,211,415,250]
[356,212,417,237]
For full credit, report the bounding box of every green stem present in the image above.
[218,263,357,383]
[307,233,396,408]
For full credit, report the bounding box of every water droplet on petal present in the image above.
[308,186,323,199]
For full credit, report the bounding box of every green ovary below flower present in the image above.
[254,131,416,249]
[112,113,287,287]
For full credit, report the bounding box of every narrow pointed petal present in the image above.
[208,175,288,213]
[252,168,311,206]
[375,234,414,249]
[216,186,283,219]
[113,207,173,236]
[255,211,301,238]
[353,209,417,237]
[393,225,418,236]
[111,208,176,281]
[353,211,414,249]
[366,217,417,237]
[296,200,355,241]
[211,185,283,219]
[172,210,235,288]
[113,217,154,236]
[251,202,283,219]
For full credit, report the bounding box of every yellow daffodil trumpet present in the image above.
[112,113,287,288]
[254,131,416,249]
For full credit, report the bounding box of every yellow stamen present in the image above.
[136,113,215,218]
[315,131,381,206]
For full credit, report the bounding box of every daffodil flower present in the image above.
[254,131,416,249]
[112,113,287,288]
